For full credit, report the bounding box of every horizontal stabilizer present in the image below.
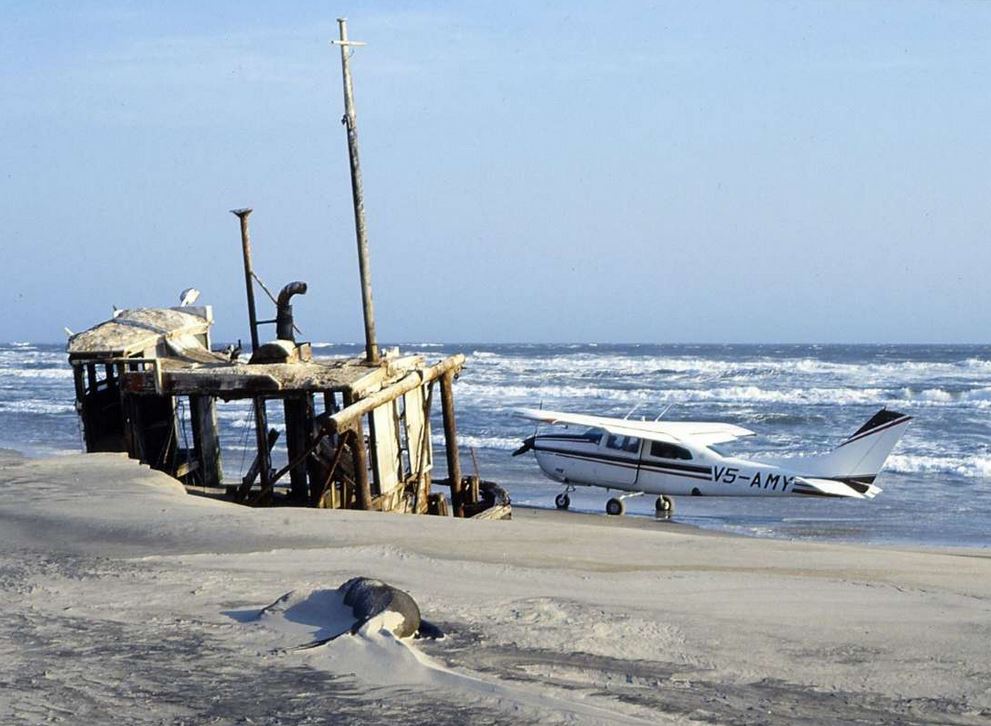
[792,477,883,499]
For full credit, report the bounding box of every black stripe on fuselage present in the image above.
[533,443,710,473]
[538,434,600,443]
[532,444,712,481]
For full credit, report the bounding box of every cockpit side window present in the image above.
[606,435,641,454]
[649,441,693,460]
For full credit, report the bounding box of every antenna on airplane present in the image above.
[623,403,641,420]
[654,403,674,421]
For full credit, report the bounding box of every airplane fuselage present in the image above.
[531,432,807,497]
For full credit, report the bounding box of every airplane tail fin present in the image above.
[802,409,911,485]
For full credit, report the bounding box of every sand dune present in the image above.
[1,452,989,724]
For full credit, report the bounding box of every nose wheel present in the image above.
[555,484,576,510]
[655,495,675,516]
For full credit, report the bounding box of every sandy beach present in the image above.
[1,451,989,725]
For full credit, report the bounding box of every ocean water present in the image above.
[2,341,988,548]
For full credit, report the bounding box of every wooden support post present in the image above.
[190,395,223,486]
[238,424,278,502]
[351,418,373,510]
[283,395,312,503]
[252,398,273,500]
[311,430,351,507]
[440,370,463,517]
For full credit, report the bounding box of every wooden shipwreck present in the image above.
[66,19,509,520]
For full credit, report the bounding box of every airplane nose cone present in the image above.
[512,436,535,457]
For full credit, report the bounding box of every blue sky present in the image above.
[1,1,988,344]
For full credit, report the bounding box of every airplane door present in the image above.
[595,434,641,487]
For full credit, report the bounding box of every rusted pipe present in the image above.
[231,208,260,352]
[276,281,308,342]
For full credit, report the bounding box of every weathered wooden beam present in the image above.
[326,354,465,434]
[189,395,223,486]
[333,18,379,365]
[283,394,312,503]
[471,504,512,521]
[311,430,351,507]
[411,381,435,513]
[351,418,373,510]
[440,370,463,518]
[237,427,279,502]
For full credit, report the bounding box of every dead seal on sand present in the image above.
[293,577,443,649]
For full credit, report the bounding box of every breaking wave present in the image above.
[886,454,991,479]
[431,433,520,450]
[456,382,991,408]
[0,399,76,415]
[0,366,74,380]
[467,353,991,383]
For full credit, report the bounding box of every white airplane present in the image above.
[513,407,911,516]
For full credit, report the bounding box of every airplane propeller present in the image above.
[512,436,535,457]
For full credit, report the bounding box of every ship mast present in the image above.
[332,18,379,364]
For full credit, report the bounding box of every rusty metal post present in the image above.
[351,418,373,510]
[332,18,378,364]
[439,370,463,517]
[230,208,273,503]
[231,208,260,352]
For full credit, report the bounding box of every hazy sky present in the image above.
[1,1,988,344]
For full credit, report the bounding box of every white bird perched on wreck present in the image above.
[178,288,200,307]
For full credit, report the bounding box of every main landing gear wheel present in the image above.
[655,495,675,516]
[555,492,571,510]
[606,497,625,516]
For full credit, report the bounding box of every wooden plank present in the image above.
[326,354,465,433]
[471,504,512,521]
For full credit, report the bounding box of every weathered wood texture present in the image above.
[68,308,212,359]
[325,354,465,433]
[351,417,373,510]
[283,395,312,502]
[471,504,512,520]
[189,395,222,487]
[333,18,378,364]
[440,370,464,518]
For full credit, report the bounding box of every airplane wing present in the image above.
[643,421,756,447]
[515,408,755,447]
[792,477,883,499]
